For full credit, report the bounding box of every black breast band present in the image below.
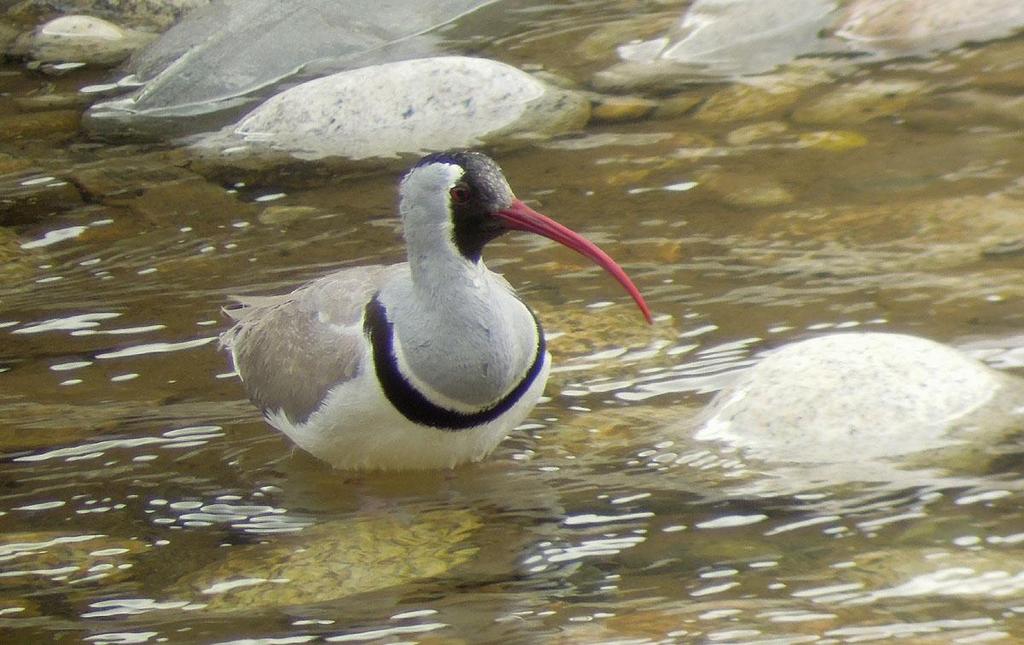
[363,296,546,431]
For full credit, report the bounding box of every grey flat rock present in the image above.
[85,0,498,135]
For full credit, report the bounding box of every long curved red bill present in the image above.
[496,199,653,324]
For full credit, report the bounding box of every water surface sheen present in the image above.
[3,2,1024,643]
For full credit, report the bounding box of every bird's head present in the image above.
[399,151,652,324]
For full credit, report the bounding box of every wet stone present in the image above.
[122,178,257,223]
[0,20,17,51]
[834,0,1024,55]
[575,13,679,65]
[7,0,211,31]
[195,56,590,163]
[592,0,839,91]
[9,15,156,66]
[956,39,1024,92]
[0,152,34,175]
[0,531,145,591]
[944,90,1024,126]
[791,79,928,125]
[652,92,703,119]
[174,509,481,612]
[590,95,658,123]
[0,171,83,225]
[540,304,673,379]
[696,167,795,209]
[12,90,90,112]
[0,226,34,285]
[70,153,257,222]
[747,193,1024,271]
[694,79,803,124]
[697,332,1024,468]
[69,152,196,199]
[797,129,869,151]
[726,121,790,146]
[0,109,80,142]
[257,205,320,227]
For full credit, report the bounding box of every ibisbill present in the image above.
[221,151,652,470]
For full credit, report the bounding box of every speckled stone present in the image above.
[197,56,590,162]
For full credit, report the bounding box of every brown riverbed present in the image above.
[3,3,1024,643]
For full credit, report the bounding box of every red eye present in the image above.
[449,184,471,204]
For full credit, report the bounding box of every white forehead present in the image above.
[400,161,465,201]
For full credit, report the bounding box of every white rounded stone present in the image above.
[697,332,1023,464]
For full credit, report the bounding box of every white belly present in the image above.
[265,353,551,470]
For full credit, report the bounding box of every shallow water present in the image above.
[4,2,1024,643]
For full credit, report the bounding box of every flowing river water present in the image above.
[3,2,1024,643]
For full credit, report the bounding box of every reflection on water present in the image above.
[3,2,1024,643]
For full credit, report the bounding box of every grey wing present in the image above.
[221,264,406,424]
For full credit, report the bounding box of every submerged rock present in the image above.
[835,0,1024,55]
[193,56,589,164]
[176,509,480,611]
[85,0,500,136]
[9,15,155,66]
[591,0,1024,91]
[593,0,840,91]
[697,332,1024,465]
[791,78,928,125]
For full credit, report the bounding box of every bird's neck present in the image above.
[379,256,542,412]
